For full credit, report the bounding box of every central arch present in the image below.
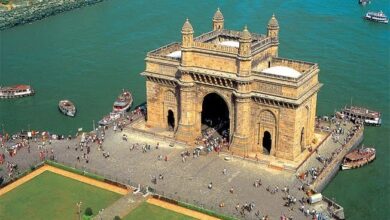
[201,93,230,141]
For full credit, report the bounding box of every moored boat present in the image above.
[0,85,35,99]
[340,105,381,126]
[341,146,376,170]
[113,89,133,113]
[98,112,121,126]
[364,11,389,24]
[58,100,76,117]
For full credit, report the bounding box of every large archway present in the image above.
[201,93,230,141]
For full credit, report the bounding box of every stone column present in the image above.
[230,92,252,155]
[175,73,197,143]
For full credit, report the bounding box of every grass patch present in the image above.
[0,171,121,220]
[178,201,237,220]
[123,202,196,220]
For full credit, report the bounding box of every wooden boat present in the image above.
[113,89,133,113]
[0,85,35,99]
[341,146,376,170]
[340,106,381,126]
[58,100,76,117]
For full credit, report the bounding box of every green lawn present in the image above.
[124,202,196,220]
[0,171,122,220]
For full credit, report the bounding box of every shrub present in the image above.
[113,216,121,220]
[84,207,93,216]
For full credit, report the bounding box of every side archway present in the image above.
[258,110,277,155]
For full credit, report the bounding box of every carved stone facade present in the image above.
[141,9,322,161]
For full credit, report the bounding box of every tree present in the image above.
[84,207,93,216]
[113,216,121,220]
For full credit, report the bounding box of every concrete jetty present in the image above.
[0,112,364,219]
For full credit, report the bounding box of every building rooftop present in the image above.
[262,66,302,78]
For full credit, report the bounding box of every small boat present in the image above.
[98,112,121,126]
[58,100,76,117]
[358,0,370,5]
[364,11,389,24]
[340,106,381,126]
[341,146,376,170]
[0,85,35,99]
[113,89,133,113]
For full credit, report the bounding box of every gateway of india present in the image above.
[140,8,322,161]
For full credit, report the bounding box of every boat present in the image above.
[341,146,376,170]
[340,106,381,126]
[113,89,133,113]
[58,100,76,117]
[358,0,370,5]
[0,85,35,99]
[364,11,389,24]
[98,112,121,126]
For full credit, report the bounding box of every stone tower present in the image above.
[212,8,224,31]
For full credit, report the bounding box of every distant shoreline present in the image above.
[0,0,104,30]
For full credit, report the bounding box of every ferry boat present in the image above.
[58,100,76,117]
[341,146,376,170]
[340,106,381,126]
[113,89,133,113]
[364,11,389,24]
[0,85,35,99]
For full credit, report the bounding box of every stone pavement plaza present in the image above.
[0,119,354,219]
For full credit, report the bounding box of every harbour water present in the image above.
[0,0,389,219]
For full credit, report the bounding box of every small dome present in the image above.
[268,14,279,28]
[213,8,224,20]
[240,25,251,40]
[181,18,194,33]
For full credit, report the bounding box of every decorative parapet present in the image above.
[192,41,238,54]
[147,42,181,61]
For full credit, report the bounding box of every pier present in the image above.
[0,110,364,219]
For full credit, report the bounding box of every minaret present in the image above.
[181,18,194,48]
[181,18,194,67]
[212,8,224,31]
[267,14,279,57]
[237,25,252,77]
[267,14,279,40]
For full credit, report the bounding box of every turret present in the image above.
[239,25,252,58]
[181,18,194,48]
[212,8,224,31]
[237,25,252,77]
[267,14,279,40]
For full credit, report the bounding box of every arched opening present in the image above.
[263,131,272,154]
[201,93,230,141]
[167,110,174,131]
[300,127,305,151]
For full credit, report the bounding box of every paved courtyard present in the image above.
[0,116,360,220]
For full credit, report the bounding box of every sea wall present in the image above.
[0,0,104,30]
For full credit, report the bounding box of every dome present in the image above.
[213,8,224,20]
[268,14,279,28]
[181,18,194,33]
[240,25,251,40]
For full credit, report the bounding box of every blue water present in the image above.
[0,0,389,219]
